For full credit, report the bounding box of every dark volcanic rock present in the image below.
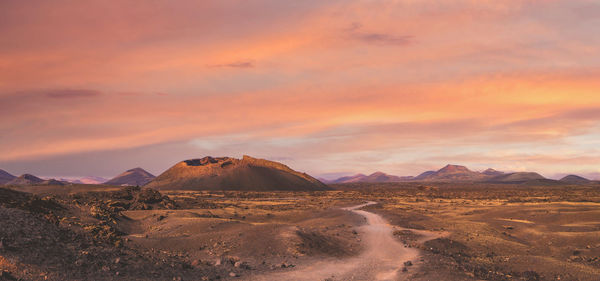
[71,186,176,211]
[0,187,224,280]
[0,187,63,214]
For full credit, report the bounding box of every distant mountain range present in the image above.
[3,173,65,186]
[327,164,595,185]
[322,172,408,184]
[72,176,108,185]
[414,164,488,181]
[57,176,108,185]
[1,160,597,188]
[0,168,152,187]
[1,156,328,191]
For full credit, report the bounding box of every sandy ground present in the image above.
[248,202,441,281]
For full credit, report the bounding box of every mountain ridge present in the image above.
[4,174,65,186]
[329,172,403,184]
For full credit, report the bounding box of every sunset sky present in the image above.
[1,0,600,180]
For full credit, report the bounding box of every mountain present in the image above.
[5,174,67,186]
[317,178,332,184]
[482,168,504,176]
[41,179,65,186]
[414,170,436,180]
[104,168,155,186]
[72,176,108,184]
[488,172,546,183]
[6,174,44,186]
[331,174,366,183]
[326,165,554,184]
[0,169,16,184]
[559,175,590,184]
[415,164,487,181]
[145,155,329,191]
[363,172,404,182]
[330,172,403,183]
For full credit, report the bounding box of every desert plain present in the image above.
[1,181,599,281]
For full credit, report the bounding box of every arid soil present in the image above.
[245,202,443,281]
[353,182,600,281]
[1,182,600,280]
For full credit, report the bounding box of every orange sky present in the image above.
[1,0,600,179]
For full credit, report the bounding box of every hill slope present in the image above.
[488,172,546,183]
[482,168,504,176]
[5,174,66,186]
[6,174,44,186]
[104,168,155,186]
[0,169,16,184]
[414,170,436,180]
[146,155,329,191]
[559,175,590,184]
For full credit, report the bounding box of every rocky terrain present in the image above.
[1,179,599,280]
[0,185,358,280]
[0,186,231,280]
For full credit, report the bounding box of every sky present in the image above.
[1,0,600,180]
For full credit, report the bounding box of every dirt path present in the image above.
[248,202,436,281]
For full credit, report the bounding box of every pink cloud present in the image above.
[1,0,600,177]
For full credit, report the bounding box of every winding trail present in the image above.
[249,202,441,281]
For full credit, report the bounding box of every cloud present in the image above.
[2,71,600,164]
[0,89,102,112]
[45,89,101,99]
[484,107,600,141]
[210,60,255,68]
[354,33,413,46]
[344,22,412,46]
